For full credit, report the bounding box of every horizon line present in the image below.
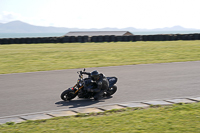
[1,20,200,30]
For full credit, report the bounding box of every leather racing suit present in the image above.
[81,71,109,100]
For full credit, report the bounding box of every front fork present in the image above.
[73,84,83,95]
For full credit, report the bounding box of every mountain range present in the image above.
[0,20,199,33]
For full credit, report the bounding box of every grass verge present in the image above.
[1,102,200,133]
[0,41,200,74]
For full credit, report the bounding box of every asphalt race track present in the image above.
[0,61,200,117]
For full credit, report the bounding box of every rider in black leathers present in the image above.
[81,70,109,100]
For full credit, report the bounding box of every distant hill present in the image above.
[151,25,196,31]
[0,21,78,33]
[0,20,199,33]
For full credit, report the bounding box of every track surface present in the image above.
[0,61,200,117]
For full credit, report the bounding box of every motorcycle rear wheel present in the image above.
[107,85,117,96]
[61,90,77,101]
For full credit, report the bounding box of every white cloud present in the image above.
[0,11,53,27]
[1,0,200,29]
[0,11,22,23]
[32,0,200,29]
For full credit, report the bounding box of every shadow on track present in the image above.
[55,96,113,109]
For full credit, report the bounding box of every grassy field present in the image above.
[0,40,200,74]
[1,41,200,132]
[1,103,200,133]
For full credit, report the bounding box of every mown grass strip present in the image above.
[0,41,200,74]
[1,102,200,133]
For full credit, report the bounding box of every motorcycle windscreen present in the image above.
[107,77,118,88]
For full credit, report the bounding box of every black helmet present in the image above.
[91,70,100,81]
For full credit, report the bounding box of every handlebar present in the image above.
[77,69,91,79]
[77,68,87,78]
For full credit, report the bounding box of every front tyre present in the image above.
[61,90,77,101]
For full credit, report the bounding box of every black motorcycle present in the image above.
[61,69,118,101]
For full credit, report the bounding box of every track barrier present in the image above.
[0,33,200,44]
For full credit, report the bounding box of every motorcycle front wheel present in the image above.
[61,90,77,101]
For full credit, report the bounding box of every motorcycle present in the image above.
[61,69,118,101]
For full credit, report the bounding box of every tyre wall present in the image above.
[0,33,200,44]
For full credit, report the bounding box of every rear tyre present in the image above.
[107,85,117,96]
[61,90,77,101]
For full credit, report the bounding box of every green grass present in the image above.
[1,41,200,132]
[1,103,200,133]
[0,41,200,74]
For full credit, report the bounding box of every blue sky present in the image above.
[0,0,200,29]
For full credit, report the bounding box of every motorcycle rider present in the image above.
[81,70,109,100]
